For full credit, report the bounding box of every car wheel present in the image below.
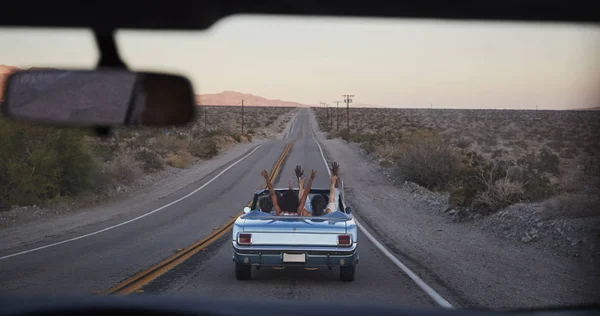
[235,262,251,280]
[340,265,355,282]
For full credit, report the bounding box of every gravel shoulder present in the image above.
[309,110,599,309]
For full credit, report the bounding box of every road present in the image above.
[0,109,442,308]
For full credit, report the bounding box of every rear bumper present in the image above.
[232,242,358,267]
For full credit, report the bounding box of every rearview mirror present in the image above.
[243,207,251,214]
[2,69,196,126]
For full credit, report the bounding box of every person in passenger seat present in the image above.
[308,162,340,216]
[261,169,315,216]
[294,165,313,216]
[258,196,274,214]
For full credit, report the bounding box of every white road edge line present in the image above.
[0,144,264,261]
[310,125,455,309]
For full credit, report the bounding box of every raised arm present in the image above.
[331,161,340,188]
[261,170,281,215]
[297,170,316,214]
[329,175,338,204]
[294,165,304,198]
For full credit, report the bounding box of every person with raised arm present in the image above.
[261,169,316,216]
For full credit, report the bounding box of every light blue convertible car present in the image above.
[232,188,358,282]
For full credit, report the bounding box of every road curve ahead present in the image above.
[0,109,445,308]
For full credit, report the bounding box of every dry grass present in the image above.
[105,150,143,184]
[82,106,296,195]
[166,153,192,169]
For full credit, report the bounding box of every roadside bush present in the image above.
[455,137,472,149]
[515,148,559,201]
[394,130,460,190]
[166,152,192,168]
[106,150,142,184]
[188,138,219,159]
[153,135,188,154]
[472,177,526,214]
[448,151,503,208]
[0,118,96,209]
[134,148,164,172]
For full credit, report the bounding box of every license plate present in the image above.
[282,253,306,263]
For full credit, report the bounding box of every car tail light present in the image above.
[338,234,352,246]
[237,233,252,245]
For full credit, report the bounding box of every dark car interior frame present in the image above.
[0,1,598,315]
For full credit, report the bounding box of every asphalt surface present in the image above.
[0,109,438,308]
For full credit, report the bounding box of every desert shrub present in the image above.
[561,146,578,159]
[514,148,559,201]
[153,135,188,154]
[546,140,563,152]
[455,137,472,149]
[166,152,192,168]
[537,147,560,174]
[448,152,505,208]
[337,129,351,141]
[394,130,460,190]
[0,119,96,209]
[514,140,528,150]
[188,138,219,159]
[134,148,164,172]
[106,150,142,184]
[472,177,526,214]
[559,168,585,194]
[90,142,119,162]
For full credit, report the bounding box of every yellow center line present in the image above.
[105,136,298,296]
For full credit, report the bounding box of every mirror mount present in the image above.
[94,29,127,69]
[92,28,127,137]
[94,126,112,138]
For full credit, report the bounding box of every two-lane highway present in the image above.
[0,109,449,308]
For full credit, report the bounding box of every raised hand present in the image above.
[299,176,305,187]
[294,165,304,178]
[310,169,317,179]
[261,170,269,179]
[331,162,340,177]
[331,175,338,184]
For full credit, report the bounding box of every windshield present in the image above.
[0,16,598,310]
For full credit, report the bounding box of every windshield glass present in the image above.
[0,16,598,310]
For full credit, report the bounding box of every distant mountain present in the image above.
[196,91,307,107]
[573,106,600,111]
[352,103,382,108]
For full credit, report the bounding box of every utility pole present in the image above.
[329,103,333,130]
[204,106,207,130]
[322,102,329,121]
[342,94,354,134]
[332,101,342,130]
[241,100,244,134]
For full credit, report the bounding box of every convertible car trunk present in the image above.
[241,217,347,246]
